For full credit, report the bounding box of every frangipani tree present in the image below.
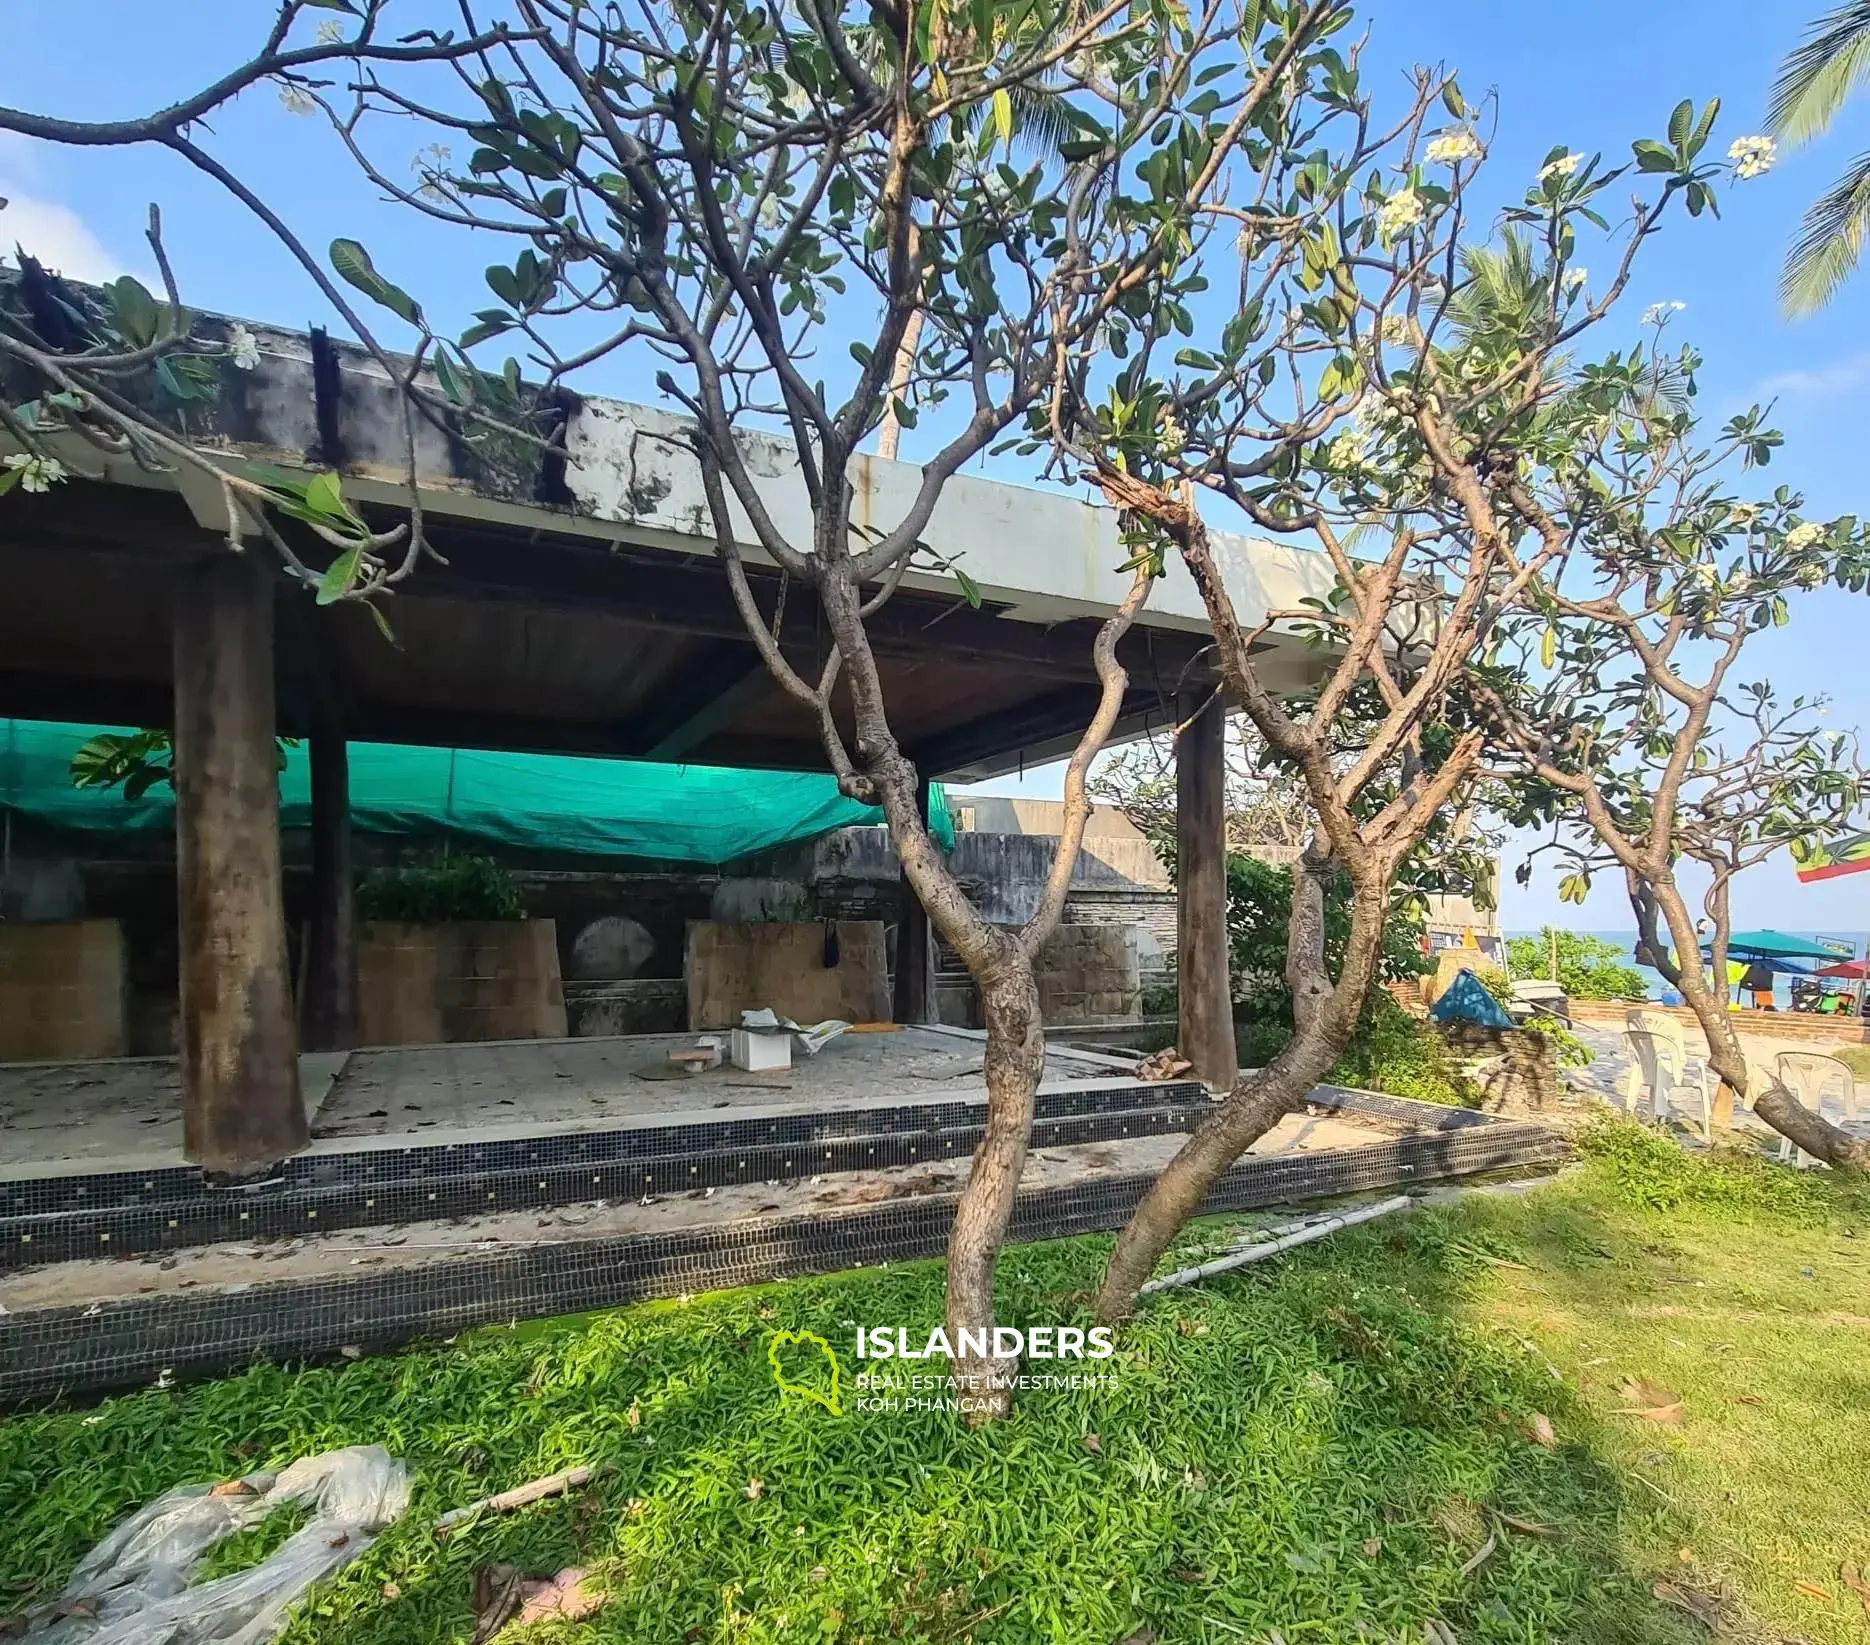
[0,0,1357,1414]
[1479,352,1870,1160]
[1041,75,1764,1314]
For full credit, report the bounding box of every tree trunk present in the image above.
[1095,850,1384,1319]
[1637,874,1867,1168]
[298,711,357,1052]
[945,956,1045,1421]
[1177,689,1237,1089]
[173,551,307,1174]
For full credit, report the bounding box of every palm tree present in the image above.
[1769,1,1870,314]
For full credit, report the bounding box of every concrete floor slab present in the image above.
[0,1029,1124,1174]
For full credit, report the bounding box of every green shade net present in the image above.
[0,720,952,865]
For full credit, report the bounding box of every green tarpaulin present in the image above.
[0,720,951,865]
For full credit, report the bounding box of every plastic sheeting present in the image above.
[21,1445,409,1644]
[0,720,952,865]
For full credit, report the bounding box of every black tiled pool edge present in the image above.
[0,1080,1211,1268]
[0,1104,1565,1406]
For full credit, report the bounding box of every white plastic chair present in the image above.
[1619,1026,1714,1139]
[1768,1051,1859,1167]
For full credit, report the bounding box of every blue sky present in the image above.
[2,0,1868,930]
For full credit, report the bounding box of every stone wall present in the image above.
[355,919,567,1046]
[1437,1022,1558,1115]
[686,920,892,1029]
[0,919,127,1061]
[1033,922,1144,1025]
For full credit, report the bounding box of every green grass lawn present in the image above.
[4,1118,1869,1644]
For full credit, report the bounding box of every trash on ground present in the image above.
[17,1445,408,1644]
[739,1007,851,1056]
[468,1564,606,1644]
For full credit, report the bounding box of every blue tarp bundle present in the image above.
[1429,968,1516,1030]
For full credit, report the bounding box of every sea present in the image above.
[1502,929,1870,1008]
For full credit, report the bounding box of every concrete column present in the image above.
[173,552,307,1172]
[298,708,358,1052]
[893,777,937,1025]
[1177,691,1236,1090]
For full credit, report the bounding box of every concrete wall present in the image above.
[686,920,891,1029]
[0,919,128,1061]
[355,919,567,1046]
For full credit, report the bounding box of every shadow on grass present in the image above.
[0,1203,1710,1644]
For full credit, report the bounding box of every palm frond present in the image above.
[1782,148,1870,314]
[1769,0,1870,149]
[1444,229,1545,352]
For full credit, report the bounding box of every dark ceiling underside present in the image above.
[0,483,1212,777]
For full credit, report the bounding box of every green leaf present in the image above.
[485,264,523,308]
[1442,80,1466,119]
[1631,138,1676,173]
[434,346,473,407]
[954,566,982,608]
[1667,98,1693,149]
[1540,626,1557,670]
[106,277,162,348]
[363,599,398,646]
[458,316,512,351]
[0,466,19,498]
[316,547,362,606]
[303,470,350,522]
[329,239,423,326]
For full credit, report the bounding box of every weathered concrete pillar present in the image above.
[893,777,937,1025]
[173,552,307,1172]
[298,706,358,1052]
[1177,691,1237,1090]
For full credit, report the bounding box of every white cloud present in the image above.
[0,188,128,283]
[1753,351,1870,402]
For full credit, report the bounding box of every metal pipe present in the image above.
[1138,1194,1415,1295]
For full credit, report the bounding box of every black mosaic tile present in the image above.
[0,1113,1567,1406]
[0,1080,1210,1268]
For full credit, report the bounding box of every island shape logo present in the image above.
[767,1328,843,1415]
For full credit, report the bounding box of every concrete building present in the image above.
[0,312,1339,1171]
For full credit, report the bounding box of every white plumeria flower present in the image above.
[277,83,317,116]
[315,19,345,45]
[1539,152,1583,183]
[1379,313,1411,346]
[1326,430,1365,469]
[1728,135,1776,181]
[1562,266,1588,289]
[1640,300,1686,325]
[1158,411,1185,455]
[1785,520,1827,550]
[1424,128,1482,166]
[2,452,68,492]
[227,323,261,372]
[1729,570,1752,590]
[1729,501,1761,525]
[1376,188,1424,244]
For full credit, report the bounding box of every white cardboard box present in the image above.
[729,1028,792,1072]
